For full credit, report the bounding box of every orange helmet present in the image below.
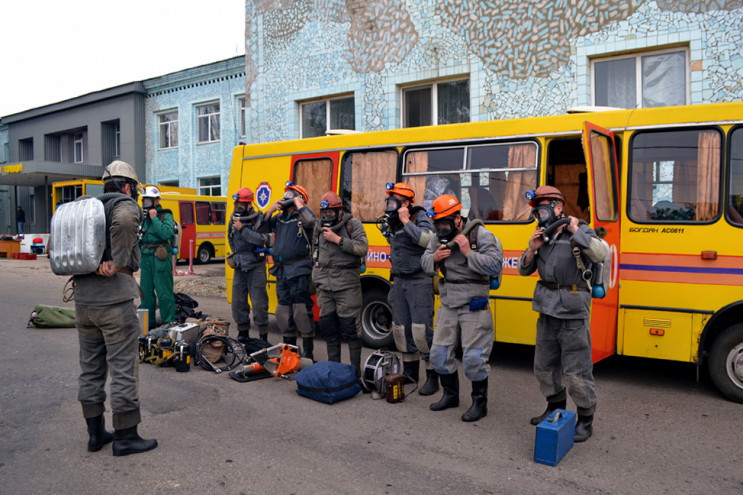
[320,191,343,209]
[232,187,254,203]
[385,182,415,202]
[430,194,463,220]
[527,185,565,207]
[284,182,309,203]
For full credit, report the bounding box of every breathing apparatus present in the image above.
[525,187,570,243]
[427,194,464,245]
[319,192,343,228]
[377,182,415,237]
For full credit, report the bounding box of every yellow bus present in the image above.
[52,179,195,212]
[227,101,743,403]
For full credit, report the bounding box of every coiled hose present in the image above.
[195,335,246,373]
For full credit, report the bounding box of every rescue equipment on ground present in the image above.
[362,350,401,400]
[195,320,246,373]
[534,409,576,466]
[173,341,191,372]
[27,304,76,328]
[294,361,362,404]
[383,373,416,403]
[229,343,312,382]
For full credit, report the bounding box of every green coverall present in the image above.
[140,205,176,328]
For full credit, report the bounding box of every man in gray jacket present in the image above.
[229,187,269,344]
[421,194,502,422]
[74,160,157,456]
[312,192,369,377]
[517,185,609,442]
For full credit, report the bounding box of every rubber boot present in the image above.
[85,415,113,452]
[529,397,568,425]
[430,370,459,411]
[327,341,341,362]
[574,414,594,442]
[461,378,488,422]
[236,324,251,346]
[302,337,314,361]
[349,339,362,378]
[258,326,269,344]
[283,336,297,346]
[419,368,440,396]
[112,425,158,457]
[402,359,419,384]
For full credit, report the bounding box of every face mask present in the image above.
[320,208,340,227]
[142,198,155,210]
[434,217,458,244]
[532,204,559,229]
[385,196,402,215]
[281,191,297,210]
[234,203,251,217]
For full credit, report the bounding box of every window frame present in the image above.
[196,102,221,144]
[591,47,690,109]
[298,94,355,138]
[158,111,179,149]
[198,176,222,196]
[726,124,743,227]
[73,133,84,163]
[237,96,246,138]
[401,77,471,128]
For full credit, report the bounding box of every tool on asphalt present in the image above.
[362,350,401,399]
[228,343,312,382]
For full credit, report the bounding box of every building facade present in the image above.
[242,0,743,144]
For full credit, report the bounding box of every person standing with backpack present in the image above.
[74,160,157,456]
[421,194,502,422]
[139,186,176,329]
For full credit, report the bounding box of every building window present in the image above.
[300,95,355,138]
[159,180,179,188]
[19,138,33,161]
[238,96,246,137]
[159,111,178,149]
[114,124,120,157]
[199,176,221,196]
[197,103,220,143]
[402,79,470,128]
[73,133,84,163]
[592,48,688,109]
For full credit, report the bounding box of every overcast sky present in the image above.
[0,0,245,117]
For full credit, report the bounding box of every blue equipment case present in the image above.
[534,409,576,466]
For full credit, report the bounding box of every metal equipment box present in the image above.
[136,309,149,335]
[534,409,576,466]
[167,322,201,346]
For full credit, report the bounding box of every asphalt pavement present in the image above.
[0,256,741,495]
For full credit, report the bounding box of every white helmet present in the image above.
[103,160,139,183]
[142,186,162,199]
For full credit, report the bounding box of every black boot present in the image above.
[258,326,269,344]
[327,341,341,362]
[419,369,440,396]
[402,360,419,384]
[236,324,251,345]
[461,378,488,422]
[85,415,113,452]
[430,371,459,411]
[574,414,594,442]
[529,397,567,425]
[283,336,297,346]
[112,425,158,457]
[349,339,362,379]
[302,337,314,361]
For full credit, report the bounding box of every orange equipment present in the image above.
[229,344,312,382]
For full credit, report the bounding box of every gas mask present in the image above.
[233,203,253,218]
[142,198,156,211]
[385,196,402,216]
[280,191,297,210]
[434,216,459,245]
[531,202,559,229]
[320,207,341,227]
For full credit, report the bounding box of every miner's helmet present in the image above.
[319,191,343,210]
[428,194,463,220]
[103,160,139,184]
[526,185,565,208]
[142,186,162,199]
[385,182,415,202]
[232,187,254,203]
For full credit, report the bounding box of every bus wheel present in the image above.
[360,288,394,349]
[197,245,212,264]
[708,323,743,403]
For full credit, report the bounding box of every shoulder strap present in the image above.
[99,193,142,261]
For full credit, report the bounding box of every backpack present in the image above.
[156,208,179,254]
[27,304,76,328]
[49,194,140,276]
[295,361,362,404]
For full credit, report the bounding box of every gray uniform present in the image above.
[228,212,269,330]
[421,222,502,381]
[517,222,608,416]
[74,195,143,430]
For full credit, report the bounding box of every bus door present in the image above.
[178,201,196,260]
[582,122,620,362]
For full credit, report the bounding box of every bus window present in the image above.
[87,183,104,197]
[340,150,398,221]
[727,127,743,225]
[195,201,211,225]
[294,158,333,214]
[403,141,537,221]
[629,128,721,223]
[180,202,194,225]
[211,202,226,224]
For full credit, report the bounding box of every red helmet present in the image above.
[320,191,343,209]
[385,182,415,202]
[430,194,462,220]
[528,185,565,207]
[233,187,254,203]
[284,182,309,204]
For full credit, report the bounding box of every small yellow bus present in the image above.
[227,101,743,403]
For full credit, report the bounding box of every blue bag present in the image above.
[295,361,361,404]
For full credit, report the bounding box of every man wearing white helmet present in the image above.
[74,160,157,456]
[139,186,176,329]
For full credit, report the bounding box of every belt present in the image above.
[538,280,589,292]
[391,269,425,279]
[142,244,165,249]
[273,255,311,267]
[441,278,489,285]
[315,263,359,270]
